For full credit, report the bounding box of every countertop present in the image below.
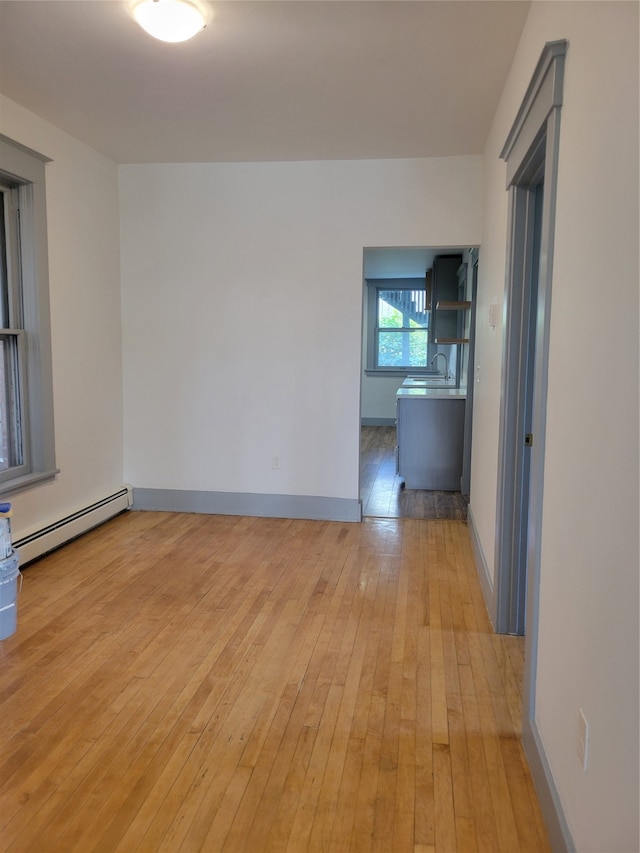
[396,387,467,400]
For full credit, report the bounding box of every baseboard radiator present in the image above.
[13,486,133,566]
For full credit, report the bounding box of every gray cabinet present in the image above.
[430,255,462,343]
[396,395,466,490]
[428,255,471,344]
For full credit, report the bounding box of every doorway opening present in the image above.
[359,245,477,520]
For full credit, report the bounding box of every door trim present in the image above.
[494,40,566,693]
[494,183,540,636]
[494,41,570,852]
[461,249,478,496]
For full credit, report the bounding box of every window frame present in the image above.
[364,278,437,377]
[0,135,57,494]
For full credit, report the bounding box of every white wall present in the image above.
[471,2,639,850]
[0,96,124,540]
[119,157,481,501]
[360,372,405,422]
[4,4,637,844]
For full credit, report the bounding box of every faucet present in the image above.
[430,352,450,380]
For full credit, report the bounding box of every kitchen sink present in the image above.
[402,376,454,387]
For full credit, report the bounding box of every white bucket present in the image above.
[0,551,21,640]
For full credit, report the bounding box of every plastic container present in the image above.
[0,502,13,559]
[0,551,20,640]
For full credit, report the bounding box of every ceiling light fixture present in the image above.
[132,0,208,43]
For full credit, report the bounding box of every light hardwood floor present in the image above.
[0,511,549,852]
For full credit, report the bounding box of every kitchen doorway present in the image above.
[360,245,475,520]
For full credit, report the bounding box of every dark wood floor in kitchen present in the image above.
[360,425,468,520]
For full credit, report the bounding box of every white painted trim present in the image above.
[14,487,132,565]
[133,488,363,523]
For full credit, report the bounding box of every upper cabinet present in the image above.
[429,255,470,344]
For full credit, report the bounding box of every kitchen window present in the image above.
[0,136,57,493]
[365,280,431,374]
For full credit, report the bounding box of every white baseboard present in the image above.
[13,486,133,566]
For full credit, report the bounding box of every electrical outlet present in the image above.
[577,709,589,773]
[271,455,281,470]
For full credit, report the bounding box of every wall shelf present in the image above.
[436,300,472,311]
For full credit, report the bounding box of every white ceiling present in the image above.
[0,0,531,165]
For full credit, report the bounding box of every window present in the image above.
[0,135,57,493]
[365,280,431,373]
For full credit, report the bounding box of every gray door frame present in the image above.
[494,40,566,724]
[461,248,478,496]
[495,181,543,637]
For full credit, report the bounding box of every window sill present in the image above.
[0,468,60,497]
[364,369,439,378]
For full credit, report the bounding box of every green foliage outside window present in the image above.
[377,293,428,368]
